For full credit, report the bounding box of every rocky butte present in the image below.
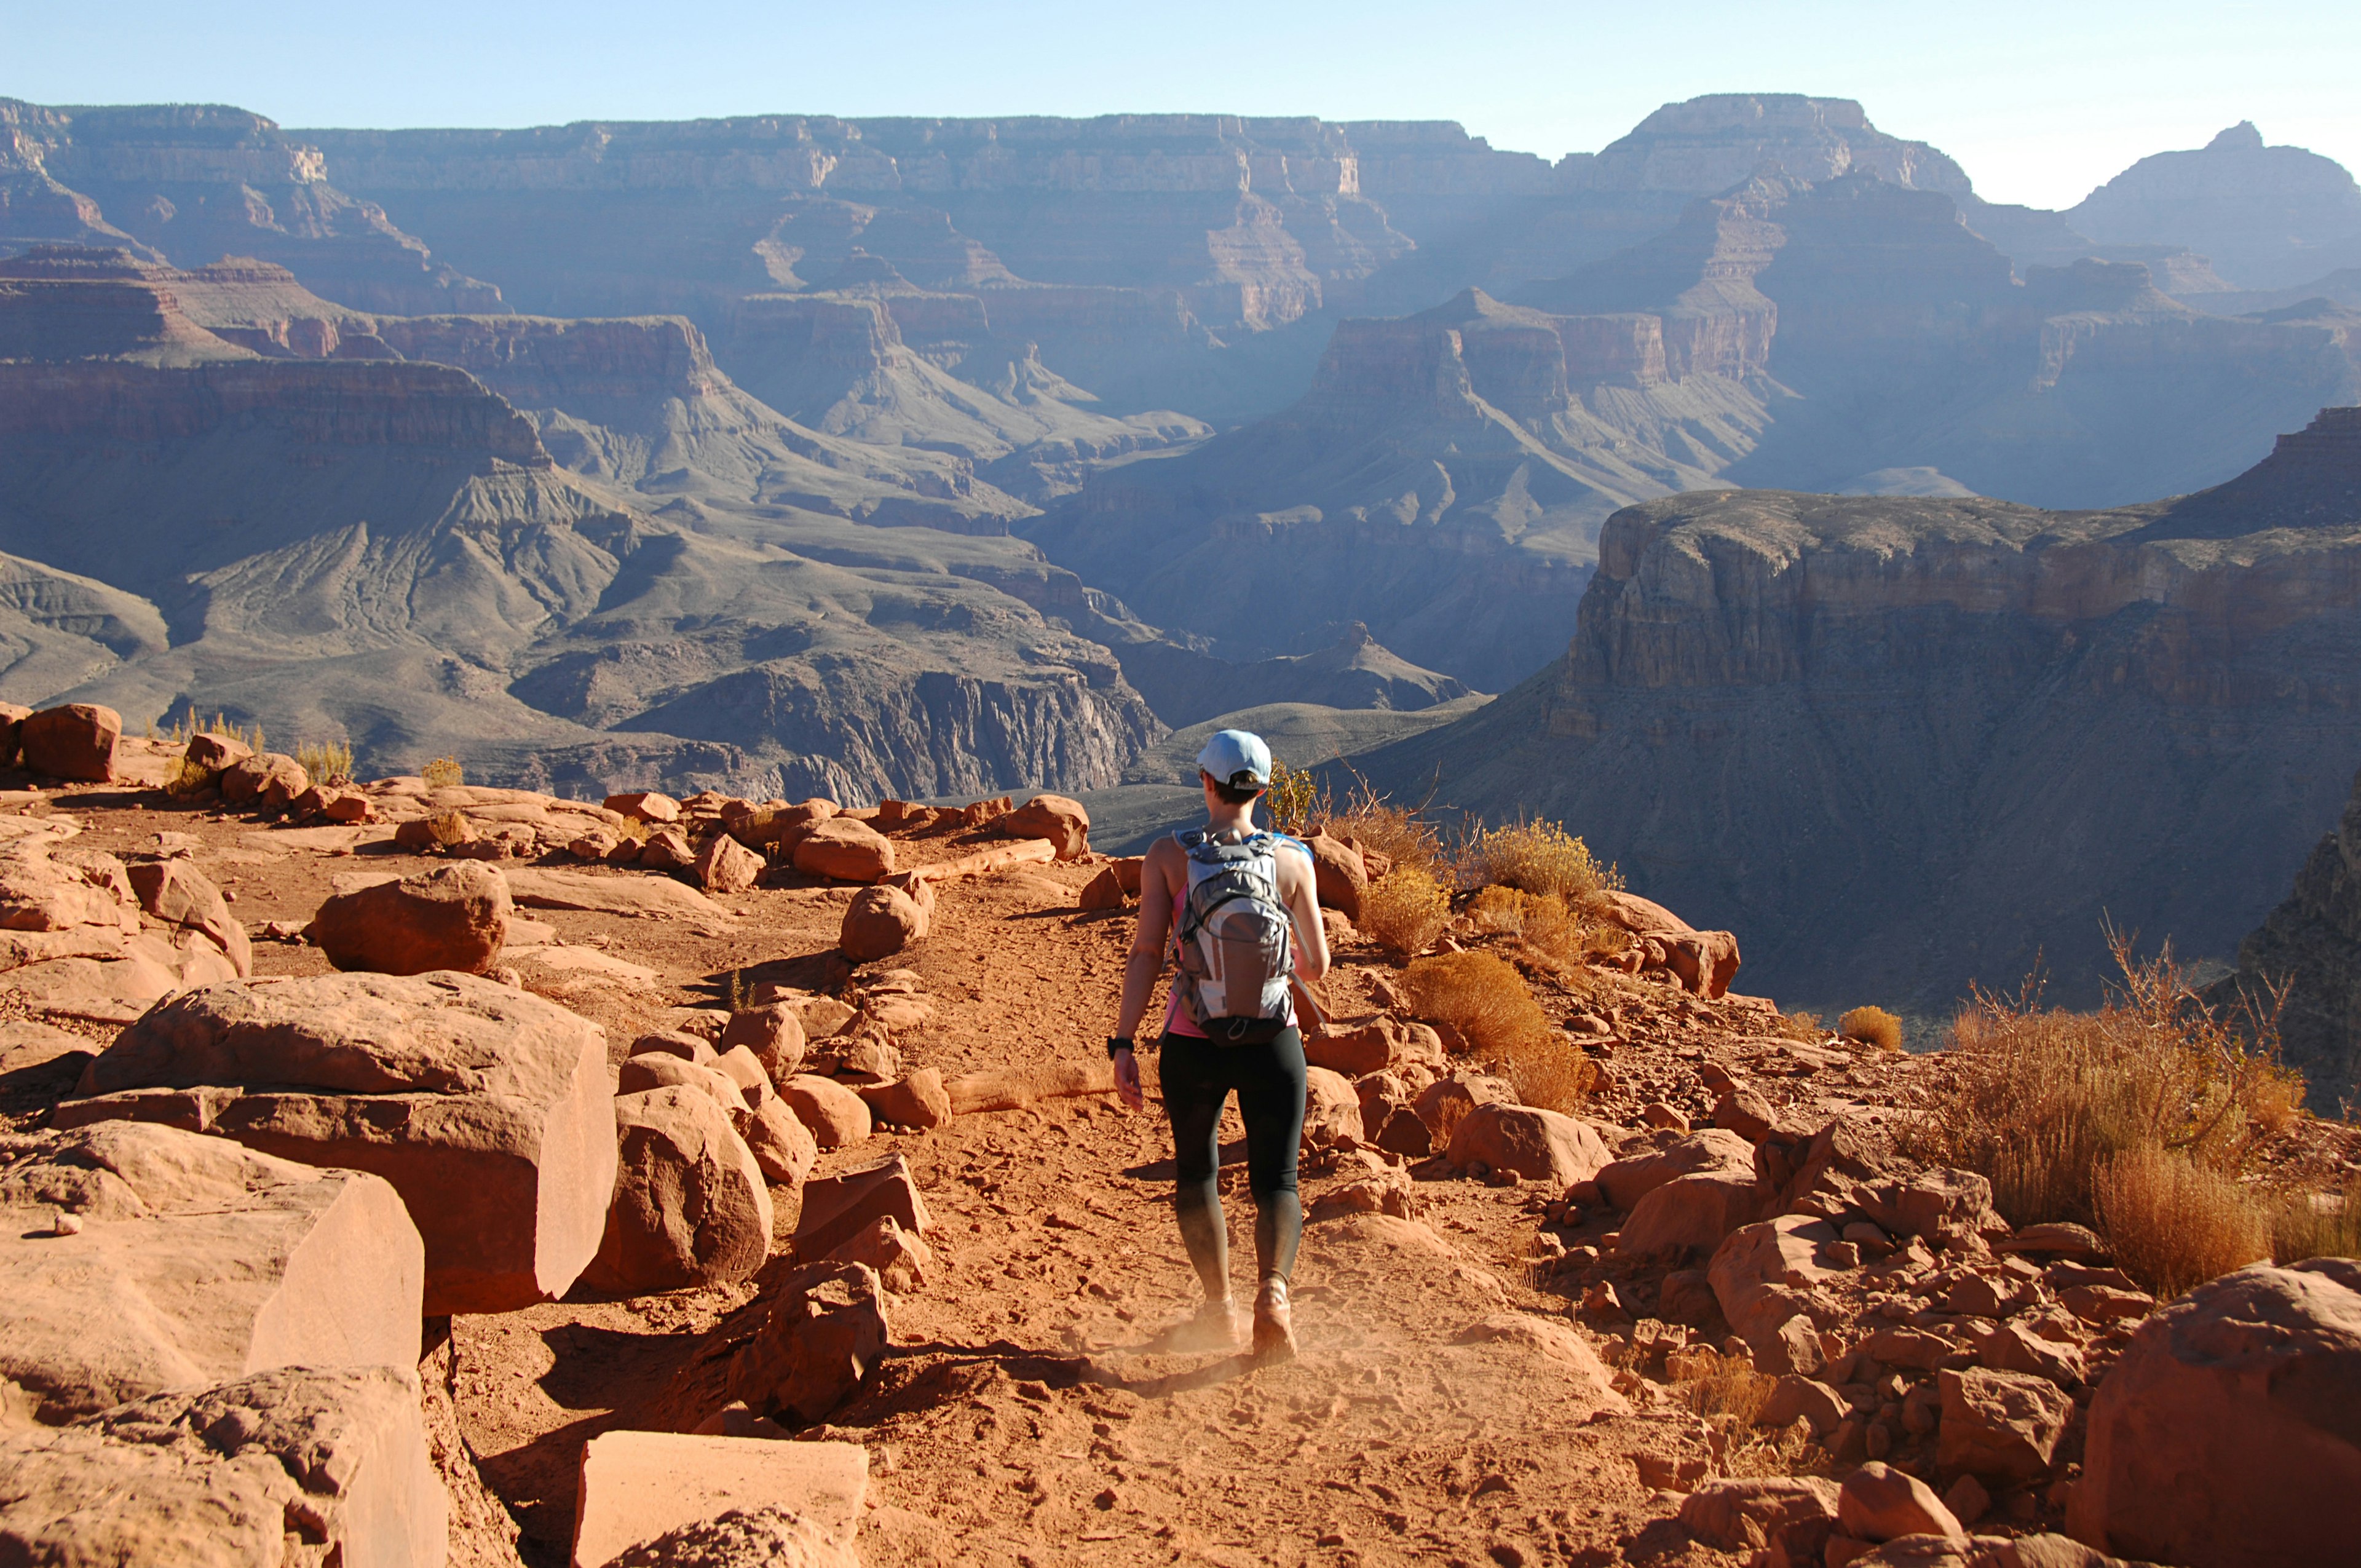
[1355,405,2361,1051]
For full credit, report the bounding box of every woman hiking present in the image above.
[1109,729,1330,1361]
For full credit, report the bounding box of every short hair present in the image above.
[1201,769,1264,807]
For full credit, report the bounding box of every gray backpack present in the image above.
[1172,828,1296,1044]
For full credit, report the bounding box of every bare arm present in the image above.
[1279,841,1330,984]
[1113,837,1182,1042]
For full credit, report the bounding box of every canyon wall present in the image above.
[1353,407,2361,1032]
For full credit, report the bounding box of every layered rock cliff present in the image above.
[1353,406,2361,1025]
[2070,122,2361,291]
[1026,288,1775,688]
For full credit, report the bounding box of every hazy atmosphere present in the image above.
[2,7,2359,1566]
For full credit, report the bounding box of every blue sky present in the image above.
[5,1,2355,210]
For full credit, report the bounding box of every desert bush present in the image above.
[1262,760,1328,837]
[1466,884,1593,977]
[425,809,472,847]
[422,756,464,790]
[1666,1345,1776,1423]
[161,753,209,796]
[1325,773,1447,879]
[1402,950,1593,1110]
[2095,1144,2272,1299]
[2272,1177,2361,1266]
[1773,1010,1824,1043]
[1910,929,2305,1234]
[1359,867,1452,957]
[1838,1005,1904,1051]
[295,739,354,787]
[1466,884,1529,934]
[1458,818,1622,903]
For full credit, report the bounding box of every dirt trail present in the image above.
[10,781,2355,1568]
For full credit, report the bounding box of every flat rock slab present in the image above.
[505,868,730,920]
[572,1431,866,1568]
[63,971,616,1315]
[0,1122,422,1421]
[0,1365,443,1568]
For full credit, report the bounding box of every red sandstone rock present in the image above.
[794,818,896,883]
[782,1074,872,1149]
[181,731,252,780]
[127,858,250,976]
[1000,793,1090,858]
[1410,1073,1514,1147]
[1937,1366,2070,1483]
[1303,1065,1364,1150]
[1077,865,1128,909]
[839,884,928,962]
[1709,1215,1851,1373]
[19,703,119,782]
[582,1085,773,1296]
[66,970,617,1314]
[1678,1476,1839,1554]
[2069,1259,2361,1567]
[1838,1461,1963,1543]
[693,832,763,894]
[1444,1103,1612,1186]
[0,1122,423,1421]
[858,1069,951,1129]
[1617,1165,1762,1261]
[1305,833,1369,920]
[721,1004,807,1085]
[1599,1128,1756,1210]
[305,861,509,976]
[827,1213,935,1293]
[1307,1015,1442,1077]
[0,1366,445,1568]
[638,828,695,872]
[0,703,27,767]
[606,791,680,824]
[793,1154,932,1260]
[940,1060,1114,1114]
[571,1428,866,1568]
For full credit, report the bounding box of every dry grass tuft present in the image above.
[161,753,210,796]
[1402,950,1594,1111]
[1465,884,1599,980]
[1773,1010,1824,1043]
[1360,867,1452,958]
[1458,818,1622,903]
[425,809,472,847]
[1666,1346,1777,1423]
[1838,1005,1904,1052]
[422,756,464,790]
[1324,774,1447,880]
[2095,1144,2271,1299]
[2272,1178,2361,1267]
[1911,927,2306,1287]
[295,739,354,787]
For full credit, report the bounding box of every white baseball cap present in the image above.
[1196,729,1272,790]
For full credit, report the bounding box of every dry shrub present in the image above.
[1326,774,1447,880]
[422,756,464,790]
[295,738,354,787]
[1911,927,2306,1235]
[1402,950,1594,1111]
[425,809,472,847]
[1773,1010,1824,1043]
[2095,1144,2271,1299]
[161,753,210,796]
[2272,1178,2361,1266]
[1838,1005,1904,1051]
[1466,884,1529,934]
[1459,818,1622,902]
[1263,760,1328,837]
[1466,884,1595,980]
[1667,1346,1776,1423]
[1360,867,1451,957]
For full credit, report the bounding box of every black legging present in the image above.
[1158,1027,1307,1296]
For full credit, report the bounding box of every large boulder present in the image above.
[1303,833,1368,921]
[1591,889,1741,997]
[221,752,309,809]
[19,703,119,782]
[1937,1366,2071,1484]
[794,1154,932,1260]
[793,819,895,883]
[1599,1128,1757,1210]
[1444,1101,1613,1186]
[1679,1476,1839,1556]
[724,1261,893,1426]
[1306,1015,1442,1077]
[2068,1258,2361,1566]
[1618,1166,1763,1261]
[62,971,617,1314]
[693,833,764,895]
[1709,1215,1853,1374]
[1303,1064,1365,1150]
[782,1074,873,1149]
[0,1366,445,1568]
[306,863,510,976]
[839,884,928,962]
[0,1122,422,1422]
[721,1004,807,1086]
[583,1087,774,1296]
[1839,1461,1964,1543]
[1000,794,1090,859]
[127,860,251,978]
[606,791,681,824]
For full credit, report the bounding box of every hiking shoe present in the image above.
[1252,1275,1296,1363]
[1168,1296,1244,1353]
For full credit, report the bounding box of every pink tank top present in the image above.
[1161,884,1208,1039]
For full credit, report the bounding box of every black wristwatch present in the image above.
[1107,1035,1135,1059]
